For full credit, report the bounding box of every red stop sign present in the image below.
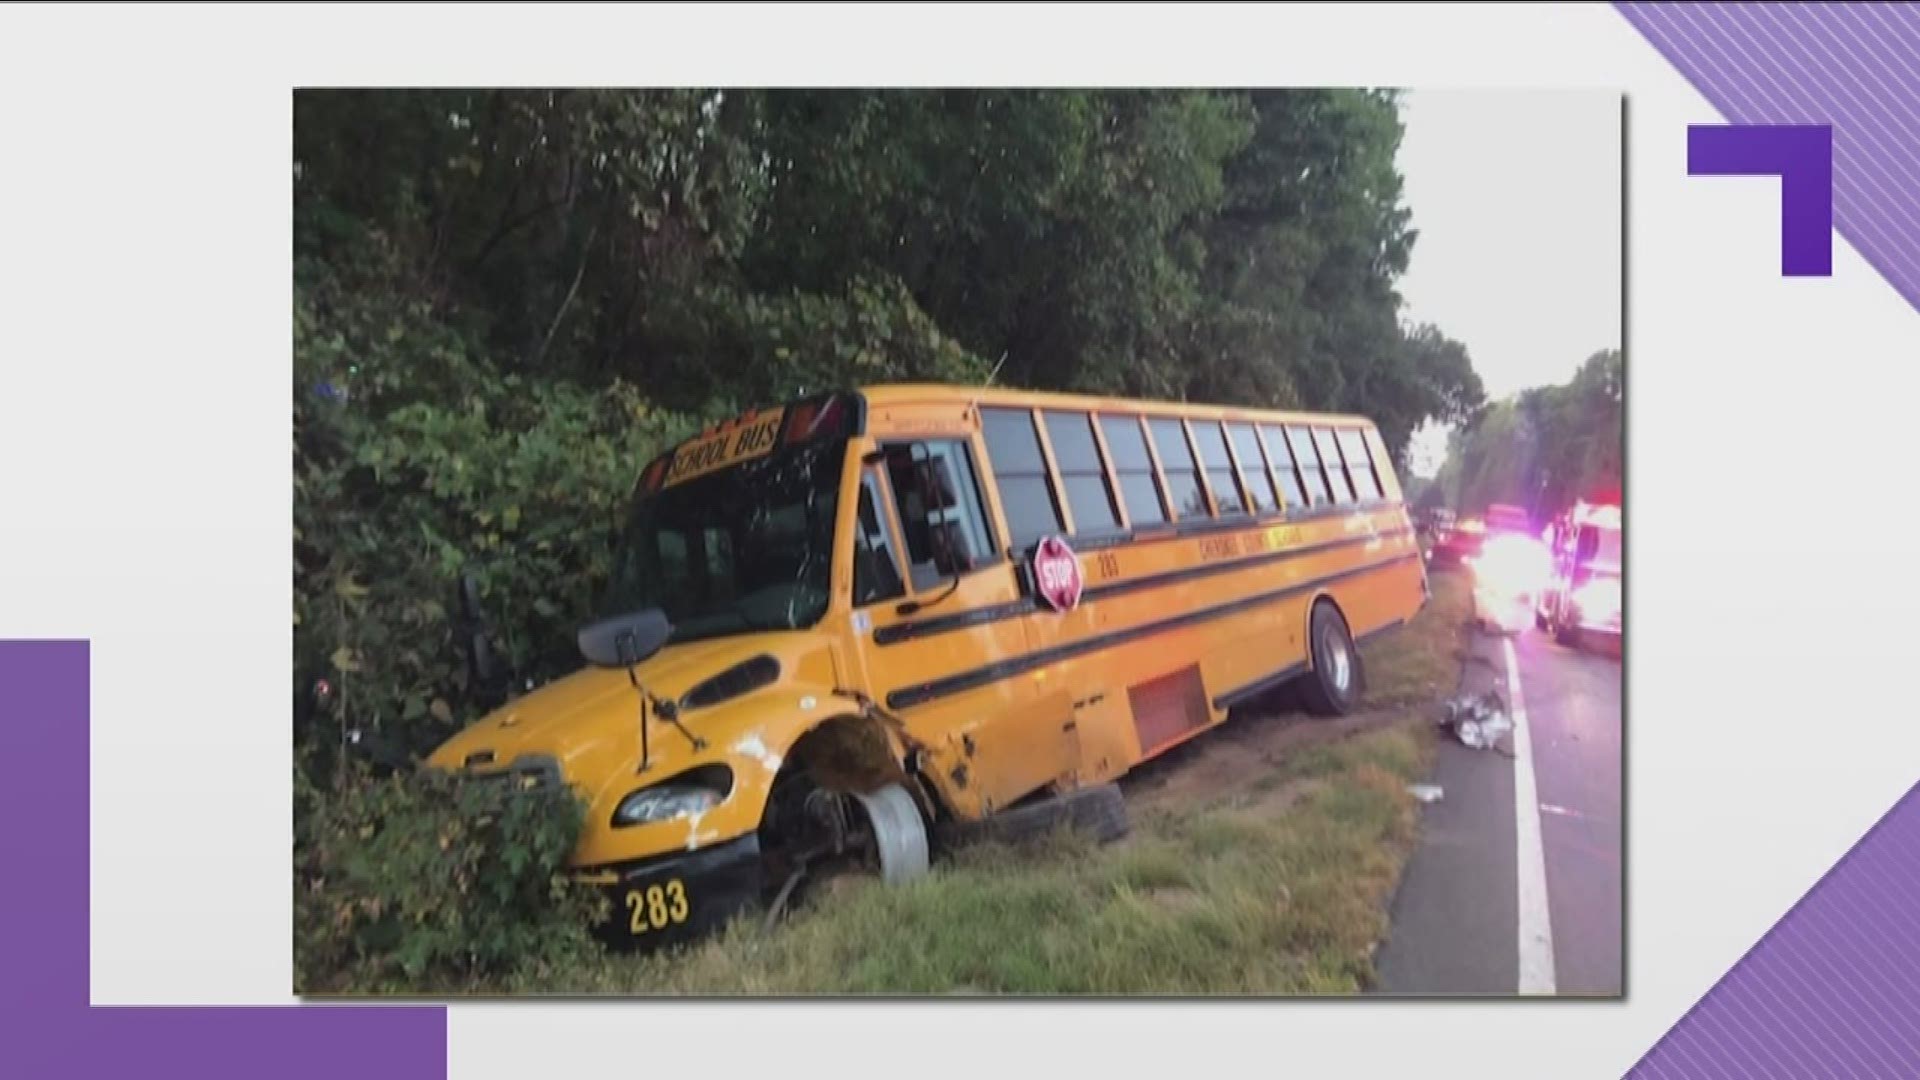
[1033,535,1084,612]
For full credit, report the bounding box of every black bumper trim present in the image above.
[583,833,763,950]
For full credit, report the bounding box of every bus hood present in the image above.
[425,630,843,868]
[431,633,820,776]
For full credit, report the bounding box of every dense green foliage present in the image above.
[294,89,1483,760]
[1428,348,1622,520]
[294,764,605,994]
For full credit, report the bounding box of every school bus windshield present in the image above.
[600,437,846,642]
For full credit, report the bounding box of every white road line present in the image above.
[1504,635,1557,995]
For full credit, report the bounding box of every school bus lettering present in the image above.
[666,409,785,486]
[1198,535,1238,561]
[427,385,1421,952]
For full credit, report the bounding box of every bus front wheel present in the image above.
[1301,601,1361,717]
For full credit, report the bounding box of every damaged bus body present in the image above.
[427,385,1428,947]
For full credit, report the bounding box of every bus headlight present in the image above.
[612,766,732,827]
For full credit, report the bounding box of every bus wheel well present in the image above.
[1306,592,1347,648]
[781,713,907,795]
[758,716,934,896]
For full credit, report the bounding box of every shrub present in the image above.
[293,228,699,764]
[294,765,608,994]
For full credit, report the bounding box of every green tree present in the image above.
[1434,348,1621,519]
[293,88,1490,760]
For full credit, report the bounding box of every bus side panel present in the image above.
[1196,591,1312,712]
[1019,505,1418,777]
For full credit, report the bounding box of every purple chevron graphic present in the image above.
[1619,2,1920,312]
[1687,123,1834,276]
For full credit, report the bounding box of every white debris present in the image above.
[1438,690,1514,752]
[1407,783,1445,803]
[732,733,783,773]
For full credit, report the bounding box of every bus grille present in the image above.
[464,753,562,793]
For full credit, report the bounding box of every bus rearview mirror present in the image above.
[578,608,673,669]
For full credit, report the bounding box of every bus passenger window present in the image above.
[1338,428,1382,502]
[884,440,995,590]
[1149,417,1208,519]
[1286,425,1333,505]
[1099,414,1167,527]
[1315,428,1355,503]
[853,473,906,605]
[1258,423,1307,510]
[1043,411,1121,536]
[982,408,1064,551]
[1192,421,1246,515]
[1226,422,1278,514]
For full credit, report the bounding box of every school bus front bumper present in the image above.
[579,833,764,950]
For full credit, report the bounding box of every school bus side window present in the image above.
[852,472,907,605]
[982,407,1064,550]
[1286,425,1333,505]
[1314,427,1354,503]
[1190,421,1246,516]
[1338,428,1383,502]
[883,440,995,590]
[1225,423,1279,515]
[1258,423,1308,509]
[1099,414,1167,527]
[1042,410,1122,536]
[1149,417,1208,519]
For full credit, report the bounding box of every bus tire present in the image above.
[936,783,1129,850]
[1301,600,1361,717]
[850,783,931,885]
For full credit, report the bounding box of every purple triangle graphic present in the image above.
[1628,781,1920,1078]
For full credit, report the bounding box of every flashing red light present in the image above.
[783,401,819,446]
[783,396,844,446]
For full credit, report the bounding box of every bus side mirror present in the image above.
[578,608,673,669]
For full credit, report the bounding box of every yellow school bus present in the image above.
[427,384,1428,945]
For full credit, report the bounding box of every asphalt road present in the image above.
[1374,602,1623,997]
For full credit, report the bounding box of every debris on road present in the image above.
[1407,783,1445,804]
[1438,691,1514,752]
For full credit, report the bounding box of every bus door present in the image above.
[847,438,1073,818]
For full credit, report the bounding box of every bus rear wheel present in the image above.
[1301,601,1361,717]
